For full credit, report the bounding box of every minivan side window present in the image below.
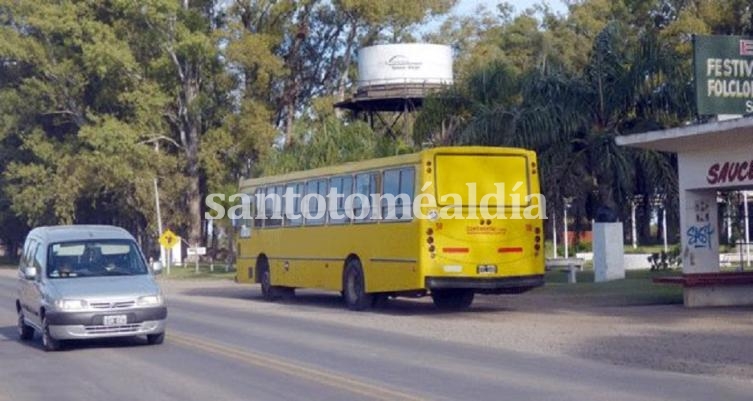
[33,242,45,278]
[21,238,36,268]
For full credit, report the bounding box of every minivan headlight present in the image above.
[55,299,88,310]
[137,295,163,306]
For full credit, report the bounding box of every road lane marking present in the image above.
[169,332,427,401]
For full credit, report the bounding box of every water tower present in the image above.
[335,43,454,137]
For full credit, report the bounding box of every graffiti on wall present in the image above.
[687,224,715,249]
[686,199,715,251]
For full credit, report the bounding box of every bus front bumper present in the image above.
[425,275,545,294]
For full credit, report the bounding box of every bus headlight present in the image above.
[427,209,439,221]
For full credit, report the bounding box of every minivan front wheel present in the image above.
[147,332,165,345]
[41,316,61,352]
[17,310,34,341]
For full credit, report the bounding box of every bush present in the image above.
[647,245,681,270]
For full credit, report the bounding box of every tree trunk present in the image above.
[185,119,202,247]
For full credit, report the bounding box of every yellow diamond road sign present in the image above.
[159,229,179,249]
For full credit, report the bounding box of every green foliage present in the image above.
[262,112,408,174]
[417,3,700,226]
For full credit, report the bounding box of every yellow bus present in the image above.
[235,146,545,310]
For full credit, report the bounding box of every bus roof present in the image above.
[239,146,532,189]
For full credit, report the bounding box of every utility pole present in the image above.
[662,206,668,254]
[153,141,166,273]
[552,209,557,258]
[631,201,638,249]
[563,201,569,259]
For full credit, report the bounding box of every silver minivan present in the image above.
[15,225,167,351]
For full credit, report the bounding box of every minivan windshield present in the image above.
[47,240,148,278]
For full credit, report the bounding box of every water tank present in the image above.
[357,44,453,89]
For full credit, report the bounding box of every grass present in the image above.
[159,263,237,280]
[541,268,683,306]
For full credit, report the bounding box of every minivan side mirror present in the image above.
[151,261,163,275]
[22,267,37,280]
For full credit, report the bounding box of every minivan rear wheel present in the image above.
[17,310,34,341]
[41,316,61,352]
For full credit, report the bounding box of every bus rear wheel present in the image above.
[343,259,373,311]
[431,289,474,310]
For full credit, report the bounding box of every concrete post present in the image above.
[679,189,719,274]
[593,222,625,282]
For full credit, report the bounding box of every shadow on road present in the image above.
[182,286,511,316]
[0,325,152,352]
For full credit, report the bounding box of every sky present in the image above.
[453,0,568,16]
[419,0,569,35]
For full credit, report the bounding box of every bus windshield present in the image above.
[434,154,529,207]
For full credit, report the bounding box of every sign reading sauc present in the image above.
[707,159,753,185]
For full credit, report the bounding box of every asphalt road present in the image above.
[1,271,752,401]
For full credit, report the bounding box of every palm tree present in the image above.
[416,21,693,231]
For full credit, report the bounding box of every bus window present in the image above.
[382,168,414,221]
[382,169,400,220]
[435,154,529,206]
[399,168,415,220]
[239,191,254,237]
[304,179,328,225]
[271,185,284,226]
[264,187,281,228]
[254,188,264,228]
[329,175,353,224]
[354,172,378,222]
[285,182,304,226]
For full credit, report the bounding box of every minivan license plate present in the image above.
[103,315,127,326]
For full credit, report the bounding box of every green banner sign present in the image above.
[694,34,753,115]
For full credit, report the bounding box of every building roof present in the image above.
[615,116,753,152]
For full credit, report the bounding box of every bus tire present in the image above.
[343,259,373,311]
[258,257,280,301]
[431,289,474,310]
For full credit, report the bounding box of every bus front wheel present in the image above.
[431,289,474,310]
[258,258,280,301]
[343,259,373,311]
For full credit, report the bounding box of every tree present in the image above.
[0,0,236,252]
[225,0,456,145]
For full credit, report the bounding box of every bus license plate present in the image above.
[103,315,127,326]
[477,265,497,274]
